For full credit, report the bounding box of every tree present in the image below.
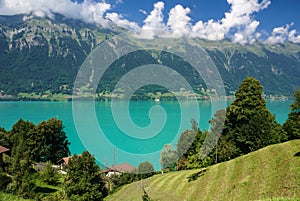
[9,138,36,198]
[160,144,177,171]
[176,119,199,158]
[176,119,204,170]
[224,77,287,156]
[8,118,70,163]
[208,109,226,164]
[40,161,59,186]
[0,127,10,148]
[27,118,70,163]
[138,161,155,179]
[184,130,208,169]
[9,119,35,150]
[283,87,300,140]
[64,151,108,201]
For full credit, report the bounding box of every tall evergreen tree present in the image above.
[223,77,287,156]
[64,151,108,201]
[283,87,300,140]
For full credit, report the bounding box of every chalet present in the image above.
[57,156,72,170]
[57,154,82,171]
[102,162,136,177]
[0,145,10,170]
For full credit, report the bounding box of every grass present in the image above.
[106,140,300,201]
[0,173,66,201]
[0,192,31,201]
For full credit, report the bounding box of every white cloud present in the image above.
[165,5,191,38]
[139,9,147,15]
[134,0,271,44]
[138,1,166,39]
[266,24,300,44]
[0,0,111,27]
[288,29,300,43]
[106,12,140,31]
[0,0,298,44]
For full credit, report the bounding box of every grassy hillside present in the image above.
[106,140,300,201]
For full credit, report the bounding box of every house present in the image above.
[102,162,136,177]
[57,154,82,171]
[57,156,72,170]
[0,145,10,170]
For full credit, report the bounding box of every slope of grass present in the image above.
[106,140,300,201]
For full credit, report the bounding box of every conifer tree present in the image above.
[224,77,287,155]
[283,87,300,140]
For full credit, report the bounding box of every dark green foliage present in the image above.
[9,119,35,149]
[110,172,139,191]
[222,77,287,158]
[0,172,12,191]
[0,127,10,148]
[176,120,198,159]
[176,120,197,170]
[40,162,59,186]
[215,133,238,162]
[9,137,36,198]
[8,118,70,164]
[27,118,70,163]
[18,176,36,199]
[176,120,207,170]
[187,169,207,182]
[0,118,70,199]
[283,87,300,140]
[64,151,108,201]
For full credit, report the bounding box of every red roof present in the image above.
[103,162,136,173]
[0,145,9,154]
[58,154,82,165]
[61,156,71,165]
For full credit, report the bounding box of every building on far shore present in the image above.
[0,145,10,170]
[102,162,136,177]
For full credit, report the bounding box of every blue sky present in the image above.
[107,0,300,33]
[0,0,299,44]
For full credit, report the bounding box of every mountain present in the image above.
[0,14,300,99]
[106,140,300,201]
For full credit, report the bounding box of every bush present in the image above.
[0,173,12,191]
[40,162,59,186]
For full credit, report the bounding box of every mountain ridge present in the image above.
[0,14,299,99]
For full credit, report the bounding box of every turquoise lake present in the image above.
[0,100,293,170]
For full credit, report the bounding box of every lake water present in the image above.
[0,100,293,170]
